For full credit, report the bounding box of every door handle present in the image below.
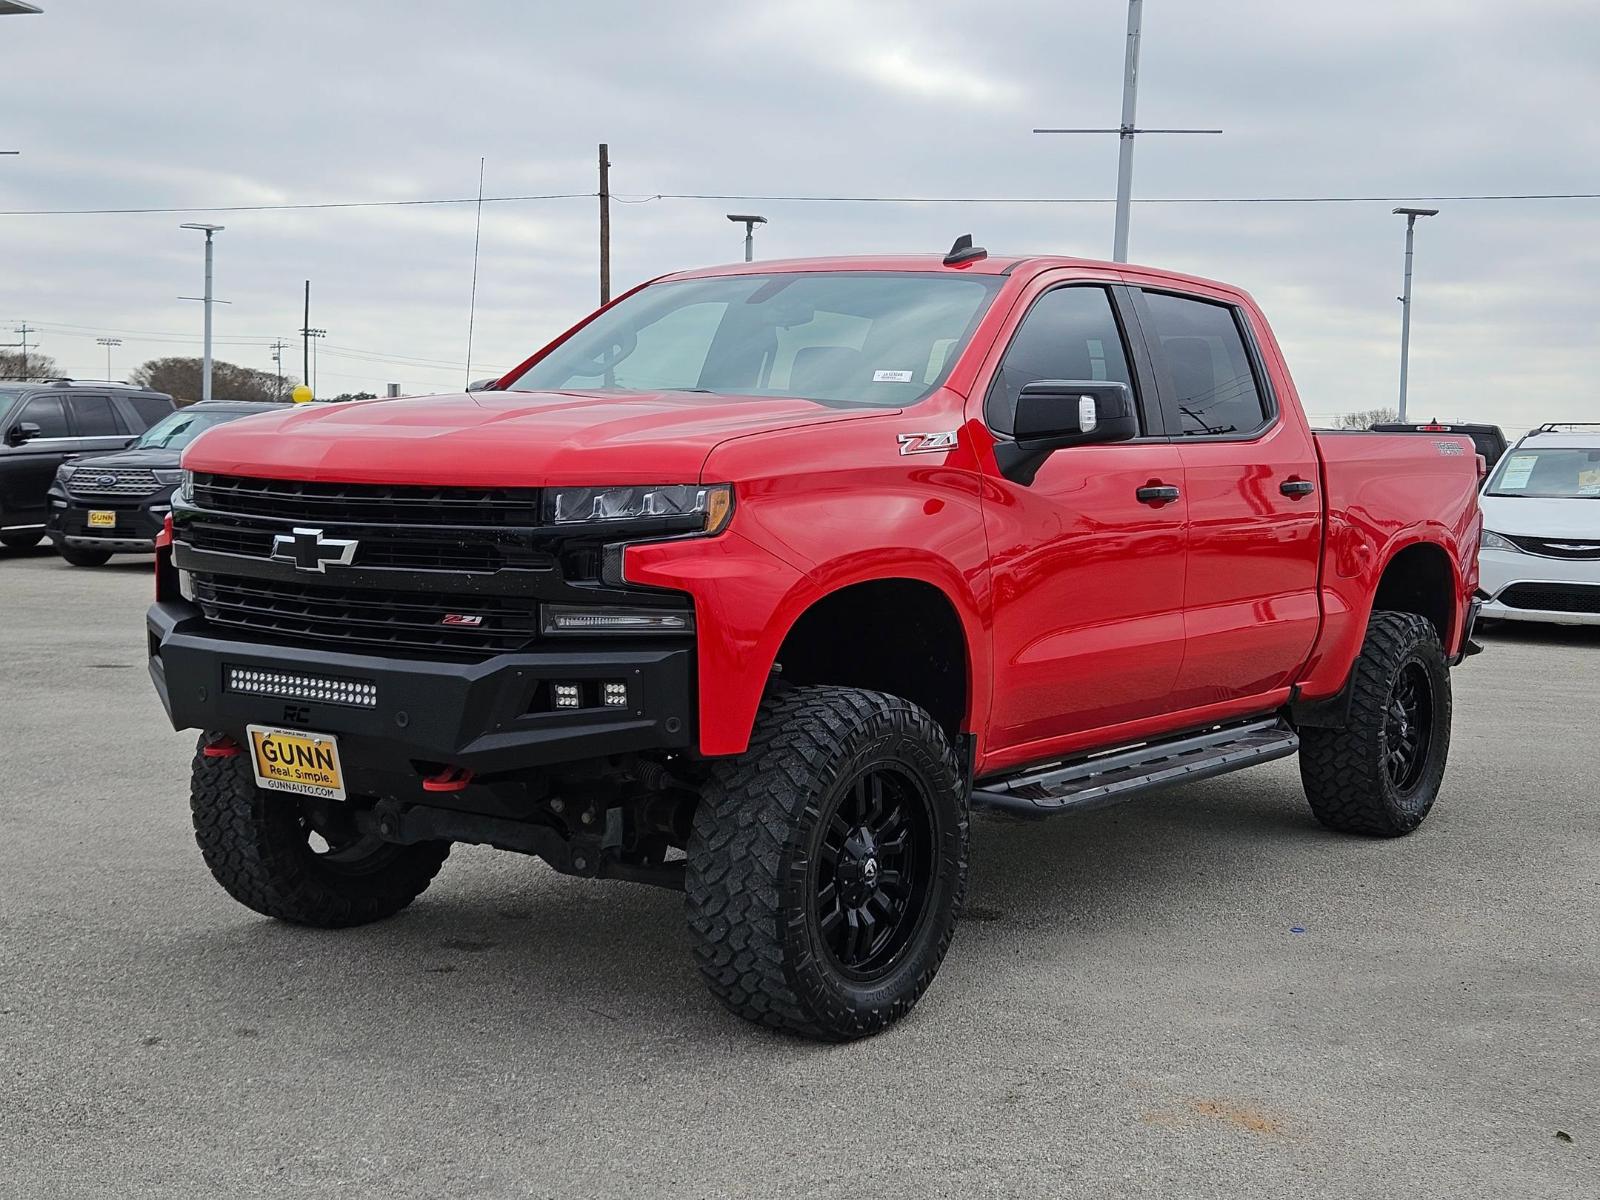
[1279,478,1316,498]
[1135,484,1181,504]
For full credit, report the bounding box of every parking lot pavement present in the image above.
[1,544,1595,1199]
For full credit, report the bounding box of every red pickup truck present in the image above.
[148,241,1482,1040]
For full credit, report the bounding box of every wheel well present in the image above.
[774,579,969,739]
[1373,542,1455,646]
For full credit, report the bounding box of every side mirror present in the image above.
[997,381,1138,485]
[5,421,42,447]
[466,378,500,393]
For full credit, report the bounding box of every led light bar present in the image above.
[542,604,694,635]
[227,666,378,709]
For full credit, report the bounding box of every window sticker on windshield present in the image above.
[873,369,915,383]
[1499,454,1538,490]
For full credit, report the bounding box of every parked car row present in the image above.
[1,379,290,566]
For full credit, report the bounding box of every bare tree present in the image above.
[130,357,297,404]
[1337,407,1400,430]
[0,350,61,380]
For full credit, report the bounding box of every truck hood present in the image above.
[1479,493,1600,539]
[181,390,886,486]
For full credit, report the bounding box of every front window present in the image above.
[132,408,251,450]
[1486,447,1600,499]
[507,271,1003,408]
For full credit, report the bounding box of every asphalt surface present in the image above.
[2,543,1595,1199]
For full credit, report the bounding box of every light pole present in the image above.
[1033,0,1219,263]
[180,223,224,401]
[96,336,121,381]
[727,214,767,262]
[1393,207,1438,422]
[303,328,326,397]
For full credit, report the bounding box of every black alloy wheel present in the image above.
[814,764,935,981]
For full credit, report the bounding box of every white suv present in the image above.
[1478,425,1600,626]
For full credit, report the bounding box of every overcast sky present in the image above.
[3,0,1597,428]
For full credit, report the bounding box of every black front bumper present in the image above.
[147,599,695,777]
[49,492,171,552]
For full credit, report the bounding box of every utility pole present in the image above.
[301,280,311,384]
[1033,0,1219,263]
[179,223,224,401]
[598,143,611,305]
[96,336,122,381]
[269,339,289,399]
[1393,207,1439,422]
[11,323,34,377]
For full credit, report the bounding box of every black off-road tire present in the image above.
[1299,611,1452,837]
[685,686,968,1041]
[1,529,43,550]
[60,545,114,567]
[190,737,450,927]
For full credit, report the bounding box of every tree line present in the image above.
[2,350,375,404]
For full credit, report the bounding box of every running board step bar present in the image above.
[970,718,1300,819]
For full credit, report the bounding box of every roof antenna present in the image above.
[943,233,987,266]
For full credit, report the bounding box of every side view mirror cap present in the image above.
[997,380,1139,486]
[5,421,42,447]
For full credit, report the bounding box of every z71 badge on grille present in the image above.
[897,431,958,455]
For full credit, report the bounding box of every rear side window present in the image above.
[67,394,125,436]
[128,394,175,429]
[16,395,71,438]
[986,286,1136,437]
[1141,292,1269,437]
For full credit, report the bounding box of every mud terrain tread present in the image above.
[685,686,966,1040]
[190,739,448,927]
[1299,611,1451,837]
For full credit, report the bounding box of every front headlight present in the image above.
[1480,530,1520,553]
[175,469,195,503]
[546,484,732,532]
[55,463,78,483]
[152,469,186,488]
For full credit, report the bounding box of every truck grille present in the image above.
[190,572,541,656]
[68,468,163,498]
[1504,535,1600,560]
[1498,583,1600,614]
[184,521,517,573]
[192,474,540,526]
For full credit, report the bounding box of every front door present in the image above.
[1,393,76,528]
[977,281,1189,763]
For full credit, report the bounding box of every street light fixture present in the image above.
[179,223,224,402]
[726,213,767,263]
[1393,207,1439,422]
[95,337,122,381]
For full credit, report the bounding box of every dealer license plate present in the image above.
[246,725,347,802]
[87,510,116,528]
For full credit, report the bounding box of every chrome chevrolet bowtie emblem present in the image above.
[270,527,358,572]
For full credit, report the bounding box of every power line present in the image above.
[617,191,1600,206]
[0,193,594,217]
[6,190,1600,218]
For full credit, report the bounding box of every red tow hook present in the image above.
[422,764,475,793]
[202,735,241,759]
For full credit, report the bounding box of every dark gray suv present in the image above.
[0,380,175,551]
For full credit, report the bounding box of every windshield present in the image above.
[132,408,253,450]
[1486,447,1600,499]
[507,271,1003,408]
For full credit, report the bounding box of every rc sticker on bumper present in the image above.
[246,725,347,801]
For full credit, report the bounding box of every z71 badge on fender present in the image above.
[897,431,958,455]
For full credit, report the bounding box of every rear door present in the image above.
[1132,287,1323,708]
[975,276,1190,760]
[64,391,137,452]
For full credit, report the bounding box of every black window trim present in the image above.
[981,279,1169,442]
[1128,286,1279,443]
